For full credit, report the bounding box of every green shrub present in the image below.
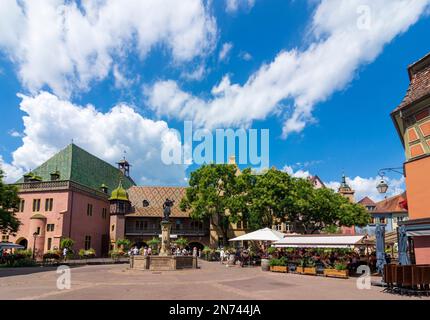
[335,263,348,271]
[60,238,75,250]
[78,248,96,259]
[43,250,61,261]
[267,247,276,255]
[15,249,33,258]
[202,246,211,253]
[269,257,287,267]
[0,257,37,268]
[109,249,125,259]
[299,257,315,267]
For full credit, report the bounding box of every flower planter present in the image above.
[324,269,349,279]
[270,266,288,273]
[297,266,317,275]
[303,267,317,275]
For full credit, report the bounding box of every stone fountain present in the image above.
[130,199,197,271]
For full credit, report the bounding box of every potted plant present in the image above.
[297,257,317,275]
[109,249,125,262]
[202,246,212,261]
[78,248,96,259]
[269,257,288,273]
[303,259,317,275]
[116,239,131,251]
[43,250,61,264]
[324,262,349,279]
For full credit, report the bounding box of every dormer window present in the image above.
[100,184,109,194]
[50,171,60,181]
[23,173,33,183]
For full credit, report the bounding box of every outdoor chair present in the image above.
[398,265,413,295]
[419,266,430,295]
[383,264,395,292]
[393,265,404,294]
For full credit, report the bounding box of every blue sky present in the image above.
[1,0,429,200]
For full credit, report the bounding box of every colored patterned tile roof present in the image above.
[16,144,135,192]
[373,192,408,214]
[126,186,190,218]
[358,196,376,207]
[394,52,430,112]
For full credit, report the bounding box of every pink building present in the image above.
[8,144,135,259]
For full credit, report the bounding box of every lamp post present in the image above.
[376,167,404,195]
[32,232,38,260]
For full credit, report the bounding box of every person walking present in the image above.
[63,247,68,261]
[220,247,225,264]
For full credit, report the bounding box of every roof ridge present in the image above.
[375,192,406,205]
[129,185,187,189]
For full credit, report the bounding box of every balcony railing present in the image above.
[125,227,208,236]
[14,180,109,199]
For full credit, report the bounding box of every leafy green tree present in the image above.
[0,169,21,234]
[246,168,296,230]
[180,164,240,246]
[60,238,75,250]
[291,185,370,234]
[148,237,160,249]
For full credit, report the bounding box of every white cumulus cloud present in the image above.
[1,92,187,185]
[219,42,234,62]
[325,176,405,202]
[226,0,256,13]
[0,0,217,97]
[146,0,430,137]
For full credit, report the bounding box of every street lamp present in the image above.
[376,167,404,195]
[376,179,389,194]
[32,231,38,260]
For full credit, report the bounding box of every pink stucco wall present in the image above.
[9,191,69,258]
[9,189,110,258]
[414,236,430,265]
[67,191,110,256]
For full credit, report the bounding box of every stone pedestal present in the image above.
[129,220,198,271]
[130,255,198,271]
[159,220,172,256]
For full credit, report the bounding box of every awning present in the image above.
[158,234,178,239]
[407,230,430,237]
[0,243,25,250]
[229,228,285,242]
[273,235,365,249]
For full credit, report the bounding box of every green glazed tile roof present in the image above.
[16,144,135,192]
